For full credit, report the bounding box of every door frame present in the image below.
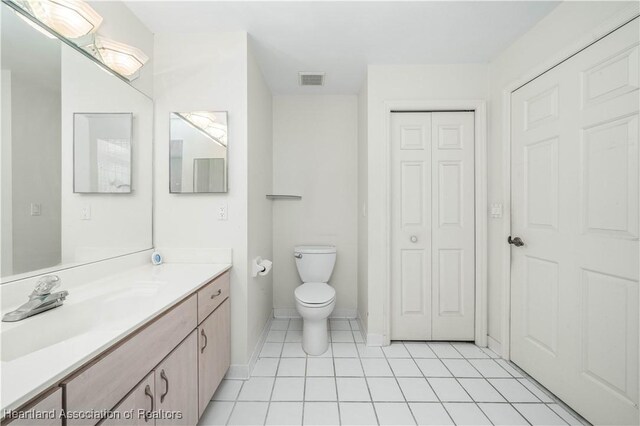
[500,4,640,360]
[382,100,488,347]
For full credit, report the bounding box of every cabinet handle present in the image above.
[160,369,169,403]
[201,329,208,353]
[144,384,154,422]
[210,289,222,299]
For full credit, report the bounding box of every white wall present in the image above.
[11,75,61,274]
[272,95,358,317]
[247,40,274,359]
[1,71,12,276]
[60,44,153,264]
[357,79,368,331]
[153,32,251,366]
[87,1,154,97]
[485,1,635,350]
[365,64,488,339]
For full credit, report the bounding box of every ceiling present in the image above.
[126,1,559,94]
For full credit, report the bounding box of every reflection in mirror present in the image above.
[0,3,153,282]
[74,113,132,193]
[170,112,228,193]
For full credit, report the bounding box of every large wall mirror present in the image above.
[170,111,228,193]
[0,3,153,282]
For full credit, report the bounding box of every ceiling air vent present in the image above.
[299,72,325,86]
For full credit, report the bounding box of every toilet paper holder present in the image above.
[252,256,273,277]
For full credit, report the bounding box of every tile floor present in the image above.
[199,319,585,426]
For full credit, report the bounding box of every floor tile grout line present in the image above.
[400,341,456,425]
[446,342,517,426]
[352,324,381,425]
[333,328,342,425]
[382,343,418,425]
[446,342,534,425]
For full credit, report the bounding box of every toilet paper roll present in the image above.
[258,259,272,276]
[252,256,273,277]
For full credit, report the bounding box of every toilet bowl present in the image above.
[293,245,336,355]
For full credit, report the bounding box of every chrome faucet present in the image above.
[2,275,69,322]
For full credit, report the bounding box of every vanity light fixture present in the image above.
[20,0,103,39]
[82,35,149,79]
[177,112,228,147]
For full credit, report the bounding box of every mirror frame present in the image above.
[168,111,229,194]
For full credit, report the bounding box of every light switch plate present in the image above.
[30,203,41,216]
[490,203,503,218]
[81,205,91,220]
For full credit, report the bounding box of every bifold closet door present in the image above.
[390,112,475,341]
[510,18,639,425]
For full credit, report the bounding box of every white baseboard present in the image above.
[273,308,357,319]
[225,312,273,380]
[366,333,385,347]
[487,335,502,356]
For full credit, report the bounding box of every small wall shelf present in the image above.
[266,194,302,200]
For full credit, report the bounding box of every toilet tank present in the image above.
[294,245,337,283]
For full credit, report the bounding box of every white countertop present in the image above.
[0,263,231,413]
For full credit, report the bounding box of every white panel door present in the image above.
[431,112,475,340]
[391,112,475,341]
[510,18,639,426]
[391,113,432,340]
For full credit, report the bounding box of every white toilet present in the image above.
[293,245,337,355]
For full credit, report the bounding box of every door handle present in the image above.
[508,236,525,247]
[201,329,208,353]
[160,369,169,403]
[410,236,418,243]
[144,384,154,422]
[210,289,222,299]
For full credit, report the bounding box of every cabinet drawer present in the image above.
[3,388,62,426]
[197,271,229,324]
[63,295,197,425]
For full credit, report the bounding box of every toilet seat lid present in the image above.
[295,282,336,304]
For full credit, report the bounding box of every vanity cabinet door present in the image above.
[101,373,155,426]
[197,299,230,417]
[154,331,198,425]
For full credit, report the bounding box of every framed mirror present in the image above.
[170,111,228,193]
[74,113,133,193]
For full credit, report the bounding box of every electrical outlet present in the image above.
[217,204,228,221]
[81,205,91,220]
[30,203,41,216]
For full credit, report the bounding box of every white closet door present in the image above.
[391,113,433,340]
[390,112,475,341]
[510,18,639,425]
[431,112,475,340]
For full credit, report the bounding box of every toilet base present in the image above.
[295,298,336,356]
[302,318,329,356]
